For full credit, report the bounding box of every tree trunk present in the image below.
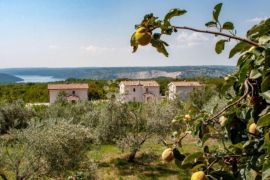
[128,149,138,162]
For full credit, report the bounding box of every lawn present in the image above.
[0,135,221,180]
[87,135,216,180]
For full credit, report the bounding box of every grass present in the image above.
[1,135,220,179]
[86,135,206,179]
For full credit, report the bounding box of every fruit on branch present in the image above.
[248,123,258,135]
[134,27,152,46]
[219,116,227,127]
[184,114,191,121]
[162,148,174,162]
[191,171,207,180]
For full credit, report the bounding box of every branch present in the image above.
[205,159,218,173]
[162,133,188,147]
[173,26,259,47]
[176,133,188,147]
[206,79,250,123]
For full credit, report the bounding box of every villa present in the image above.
[168,81,204,100]
[48,83,89,103]
[119,80,160,102]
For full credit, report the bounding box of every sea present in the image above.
[16,75,64,83]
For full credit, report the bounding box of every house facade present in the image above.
[48,83,89,103]
[119,80,160,102]
[168,81,203,100]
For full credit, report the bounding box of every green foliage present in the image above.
[215,39,227,54]
[0,119,94,179]
[212,3,223,22]
[132,2,270,179]
[0,83,48,103]
[0,100,33,134]
[223,22,234,30]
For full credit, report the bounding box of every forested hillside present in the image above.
[0,73,23,83]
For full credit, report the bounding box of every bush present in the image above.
[0,119,94,178]
[0,100,33,134]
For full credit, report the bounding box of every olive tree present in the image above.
[131,3,270,179]
[0,100,33,134]
[121,101,180,162]
[0,119,94,179]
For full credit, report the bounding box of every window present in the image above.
[72,91,75,95]
[133,88,136,92]
[146,88,149,93]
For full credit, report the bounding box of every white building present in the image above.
[48,83,89,103]
[119,80,160,102]
[168,81,203,100]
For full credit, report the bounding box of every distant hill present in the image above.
[0,66,236,80]
[0,73,23,83]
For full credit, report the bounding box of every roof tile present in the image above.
[170,81,203,87]
[120,80,159,87]
[48,83,89,90]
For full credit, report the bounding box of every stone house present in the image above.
[48,83,89,103]
[119,80,160,102]
[168,81,203,100]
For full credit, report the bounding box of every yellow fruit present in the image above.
[249,123,258,135]
[134,27,151,46]
[162,148,174,162]
[219,116,227,127]
[191,171,207,180]
[184,114,191,121]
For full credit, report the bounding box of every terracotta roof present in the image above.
[120,80,159,87]
[48,83,89,90]
[169,81,203,87]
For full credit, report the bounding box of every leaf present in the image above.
[210,171,236,180]
[257,113,270,127]
[260,90,270,103]
[205,21,217,28]
[181,152,203,165]
[247,18,270,38]
[263,169,270,180]
[263,159,270,179]
[173,148,185,161]
[259,35,270,44]
[153,33,161,40]
[164,8,187,22]
[239,59,252,83]
[249,69,262,79]
[229,41,251,58]
[261,75,270,92]
[212,3,223,22]
[223,22,234,30]
[215,40,227,54]
[150,38,169,57]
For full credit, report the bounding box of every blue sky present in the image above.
[0,0,269,68]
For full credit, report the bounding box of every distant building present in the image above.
[119,80,160,102]
[168,81,204,100]
[48,83,89,103]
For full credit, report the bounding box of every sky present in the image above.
[0,0,269,68]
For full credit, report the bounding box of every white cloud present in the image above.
[80,45,115,54]
[176,32,210,47]
[246,17,267,24]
